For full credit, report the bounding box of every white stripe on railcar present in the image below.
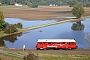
[37,39,76,42]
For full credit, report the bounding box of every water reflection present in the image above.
[71,21,84,31]
[0,33,22,47]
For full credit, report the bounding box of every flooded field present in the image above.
[1,18,90,49]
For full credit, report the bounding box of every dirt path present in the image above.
[0,49,25,58]
[26,49,90,56]
[3,48,90,56]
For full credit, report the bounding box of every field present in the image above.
[0,6,90,20]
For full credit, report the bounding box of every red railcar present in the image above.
[36,39,77,50]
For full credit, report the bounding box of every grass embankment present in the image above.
[0,47,28,60]
[0,30,23,38]
[39,54,90,60]
[0,53,23,60]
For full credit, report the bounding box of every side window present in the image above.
[42,42,46,44]
[68,42,70,45]
[52,42,56,44]
[38,42,42,45]
[57,42,60,44]
[48,42,51,44]
[43,42,46,44]
[72,42,74,45]
[62,42,65,44]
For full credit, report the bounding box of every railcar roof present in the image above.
[37,39,76,42]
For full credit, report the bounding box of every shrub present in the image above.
[4,24,17,34]
[24,53,38,60]
[14,23,23,28]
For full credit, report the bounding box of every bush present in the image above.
[4,24,18,34]
[24,53,39,60]
[3,22,22,34]
[14,22,23,28]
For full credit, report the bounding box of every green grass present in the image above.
[0,30,22,38]
[0,31,5,38]
[0,31,4,34]
[0,6,29,10]
[16,51,29,56]
[0,53,23,60]
[38,55,90,60]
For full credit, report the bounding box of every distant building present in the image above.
[14,2,22,6]
[49,4,53,6]
[49,4,58,6]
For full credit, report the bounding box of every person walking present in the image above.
[23,44,26,51]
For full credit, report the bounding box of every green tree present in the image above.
[27,2,32,7]
[72,5,84,18]
[14,22,22,28]
[67,0,78,7]
[32,2,38,8]
[10,0,15,5]
[4,24,17,34]
[0,11,5,30]
[86,2,90,7]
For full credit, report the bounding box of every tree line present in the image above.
[0,11,22,34]
[0,0,90,7]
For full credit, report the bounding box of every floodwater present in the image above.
[0,18,90,49]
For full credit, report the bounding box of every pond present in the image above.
[0,18,90,49]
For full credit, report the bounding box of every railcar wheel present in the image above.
[68,48,71,50]
[36,48,40,50]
